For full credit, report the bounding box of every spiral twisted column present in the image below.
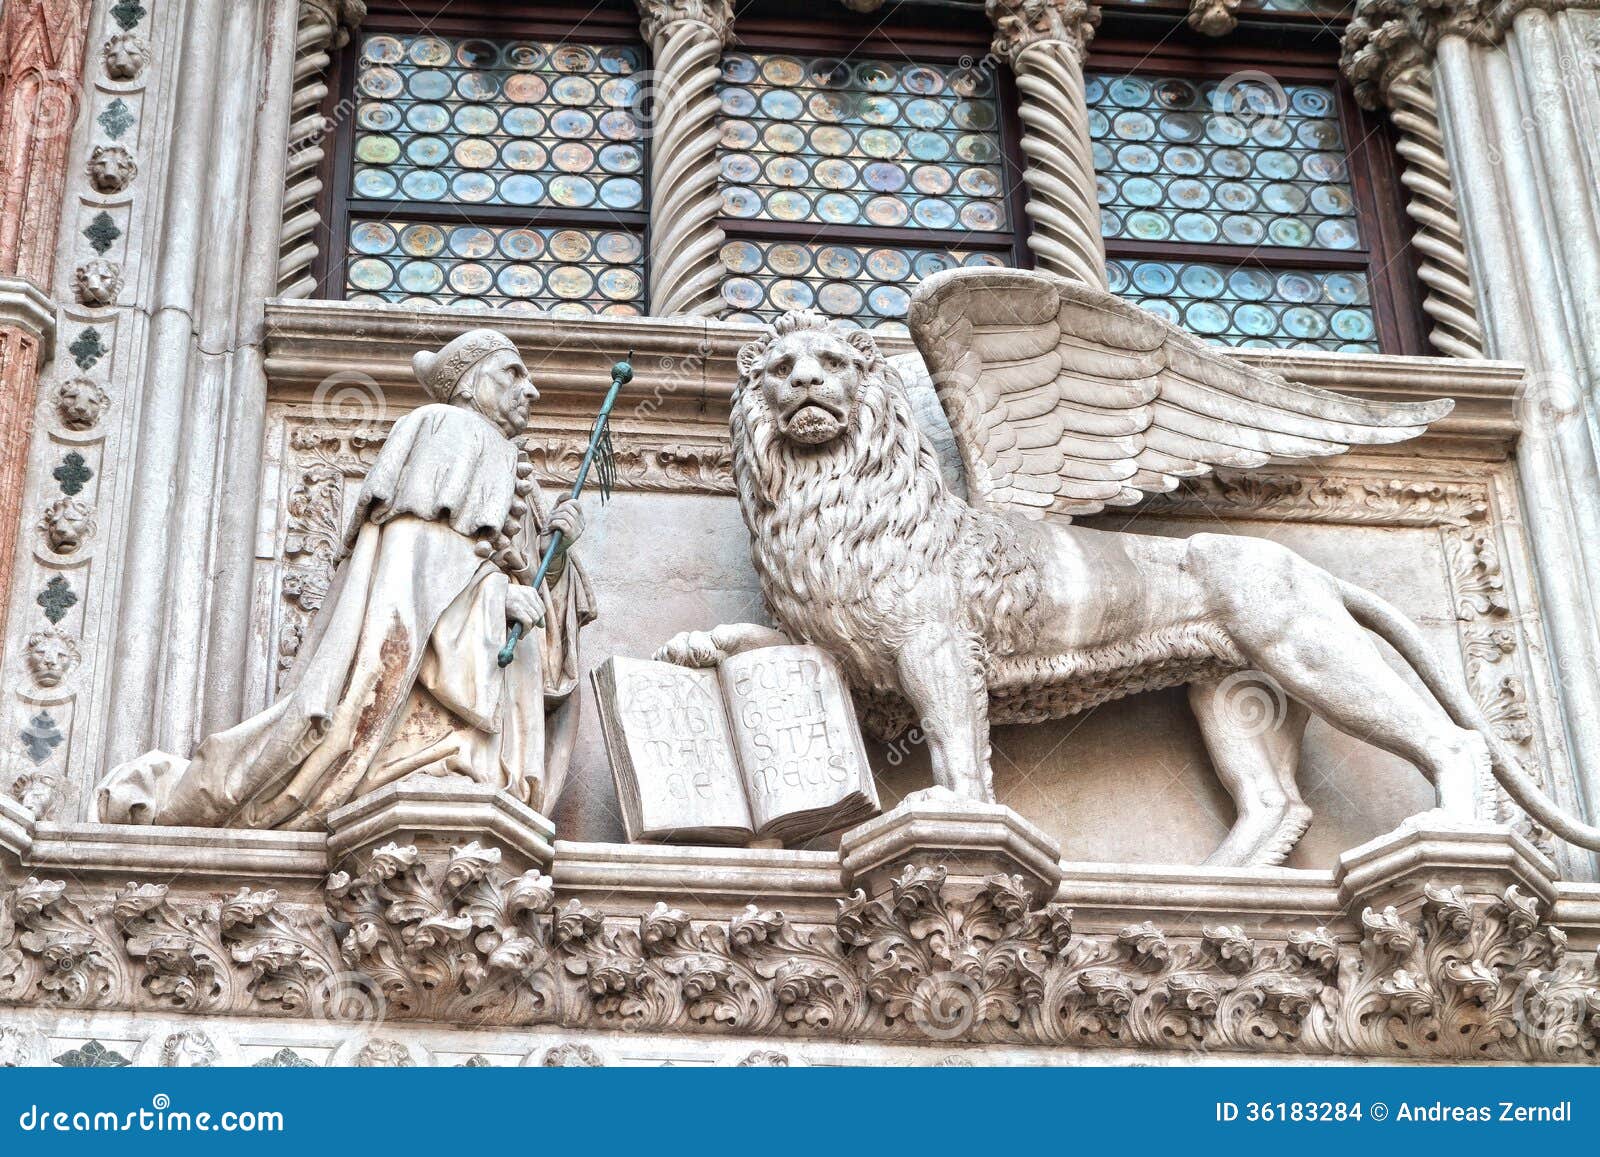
[1341,15,1483,357]
[1385,69,1483,357]
[278,0,364,299]
[637,0,734,317]
[986,0,1107,288]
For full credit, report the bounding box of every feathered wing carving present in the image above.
[907,268,1454,519]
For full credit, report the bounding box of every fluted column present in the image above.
[985,0,1106,287]
[636,0,733,317]
[1341,12,1483,358]
[1354,0,1600,845]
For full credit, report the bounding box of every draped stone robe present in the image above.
[96,403,594,829]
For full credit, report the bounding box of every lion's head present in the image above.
[727,309,1041,730]
[735,311,883,446]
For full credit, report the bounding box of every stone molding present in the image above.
[0,276,56,356]
[1346,0,1600,56]
[2,809,1597,1061]
[0,0,130,822]
[259,301,1528,452]
[636,0,735,46]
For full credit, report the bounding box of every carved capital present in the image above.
[1345,0,1510,74]
[1341,0,1432,110]
[986,0,1101,65]
[636,0,735,45]
[299,0,366,45]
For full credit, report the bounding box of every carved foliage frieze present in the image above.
[2,864,1595,1061]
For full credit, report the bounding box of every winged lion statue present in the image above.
[659,267,1600,865]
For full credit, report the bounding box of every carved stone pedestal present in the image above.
[325,773,554,877]
[1336,815,1560,918]
[839,792,1063,903]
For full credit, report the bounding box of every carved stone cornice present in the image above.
[260,302,1527,451]
[0,275,55,360]
[2,852,1596,1060]
[635,0,735,46]
[985,0,1101,65]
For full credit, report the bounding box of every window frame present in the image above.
[316,0,651,310]
[1085,31,1425,355]
[713,12,1035,329]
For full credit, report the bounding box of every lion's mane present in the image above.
[730,313,1040,735]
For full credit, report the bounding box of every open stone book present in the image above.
[592,645,879,846]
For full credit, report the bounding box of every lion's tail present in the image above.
[1337,578,1600,850]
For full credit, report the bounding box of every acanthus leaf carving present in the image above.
[220,887,340,1013]
[0,868,1594,1061]
[326,841,558,1023]
[113,881,232,1012]
[2,878,123,1007]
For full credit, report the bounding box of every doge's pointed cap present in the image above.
[412,329,518,402]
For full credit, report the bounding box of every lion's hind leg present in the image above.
[1189,677,1312,866]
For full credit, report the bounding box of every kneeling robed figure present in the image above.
[97,329,594,830]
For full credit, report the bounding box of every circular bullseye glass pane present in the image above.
[348,257,394,290]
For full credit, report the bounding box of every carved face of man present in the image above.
[461,349,539,437]
[756,329,867,446]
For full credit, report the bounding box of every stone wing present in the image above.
[906,267,1454,519]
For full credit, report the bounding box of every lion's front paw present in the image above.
[654,630,728,668]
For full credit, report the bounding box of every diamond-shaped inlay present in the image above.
[37,575,76,624]
[68,327,106,370]
[21,711,63,764]
[98,98,134,140]
[110,0,147,31]
[54,1040,131,1068]
[53,452,92,496]
[84,211,121,255]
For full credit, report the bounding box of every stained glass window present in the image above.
[347,220,644,315]
[1089,75,1358,251]
[716,43,1018,335]
[1085,58,1396,353]
[1107,258,1375,350]
[336,25,648,316]
[720,239,1005,328]
[717,52,1008,232]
